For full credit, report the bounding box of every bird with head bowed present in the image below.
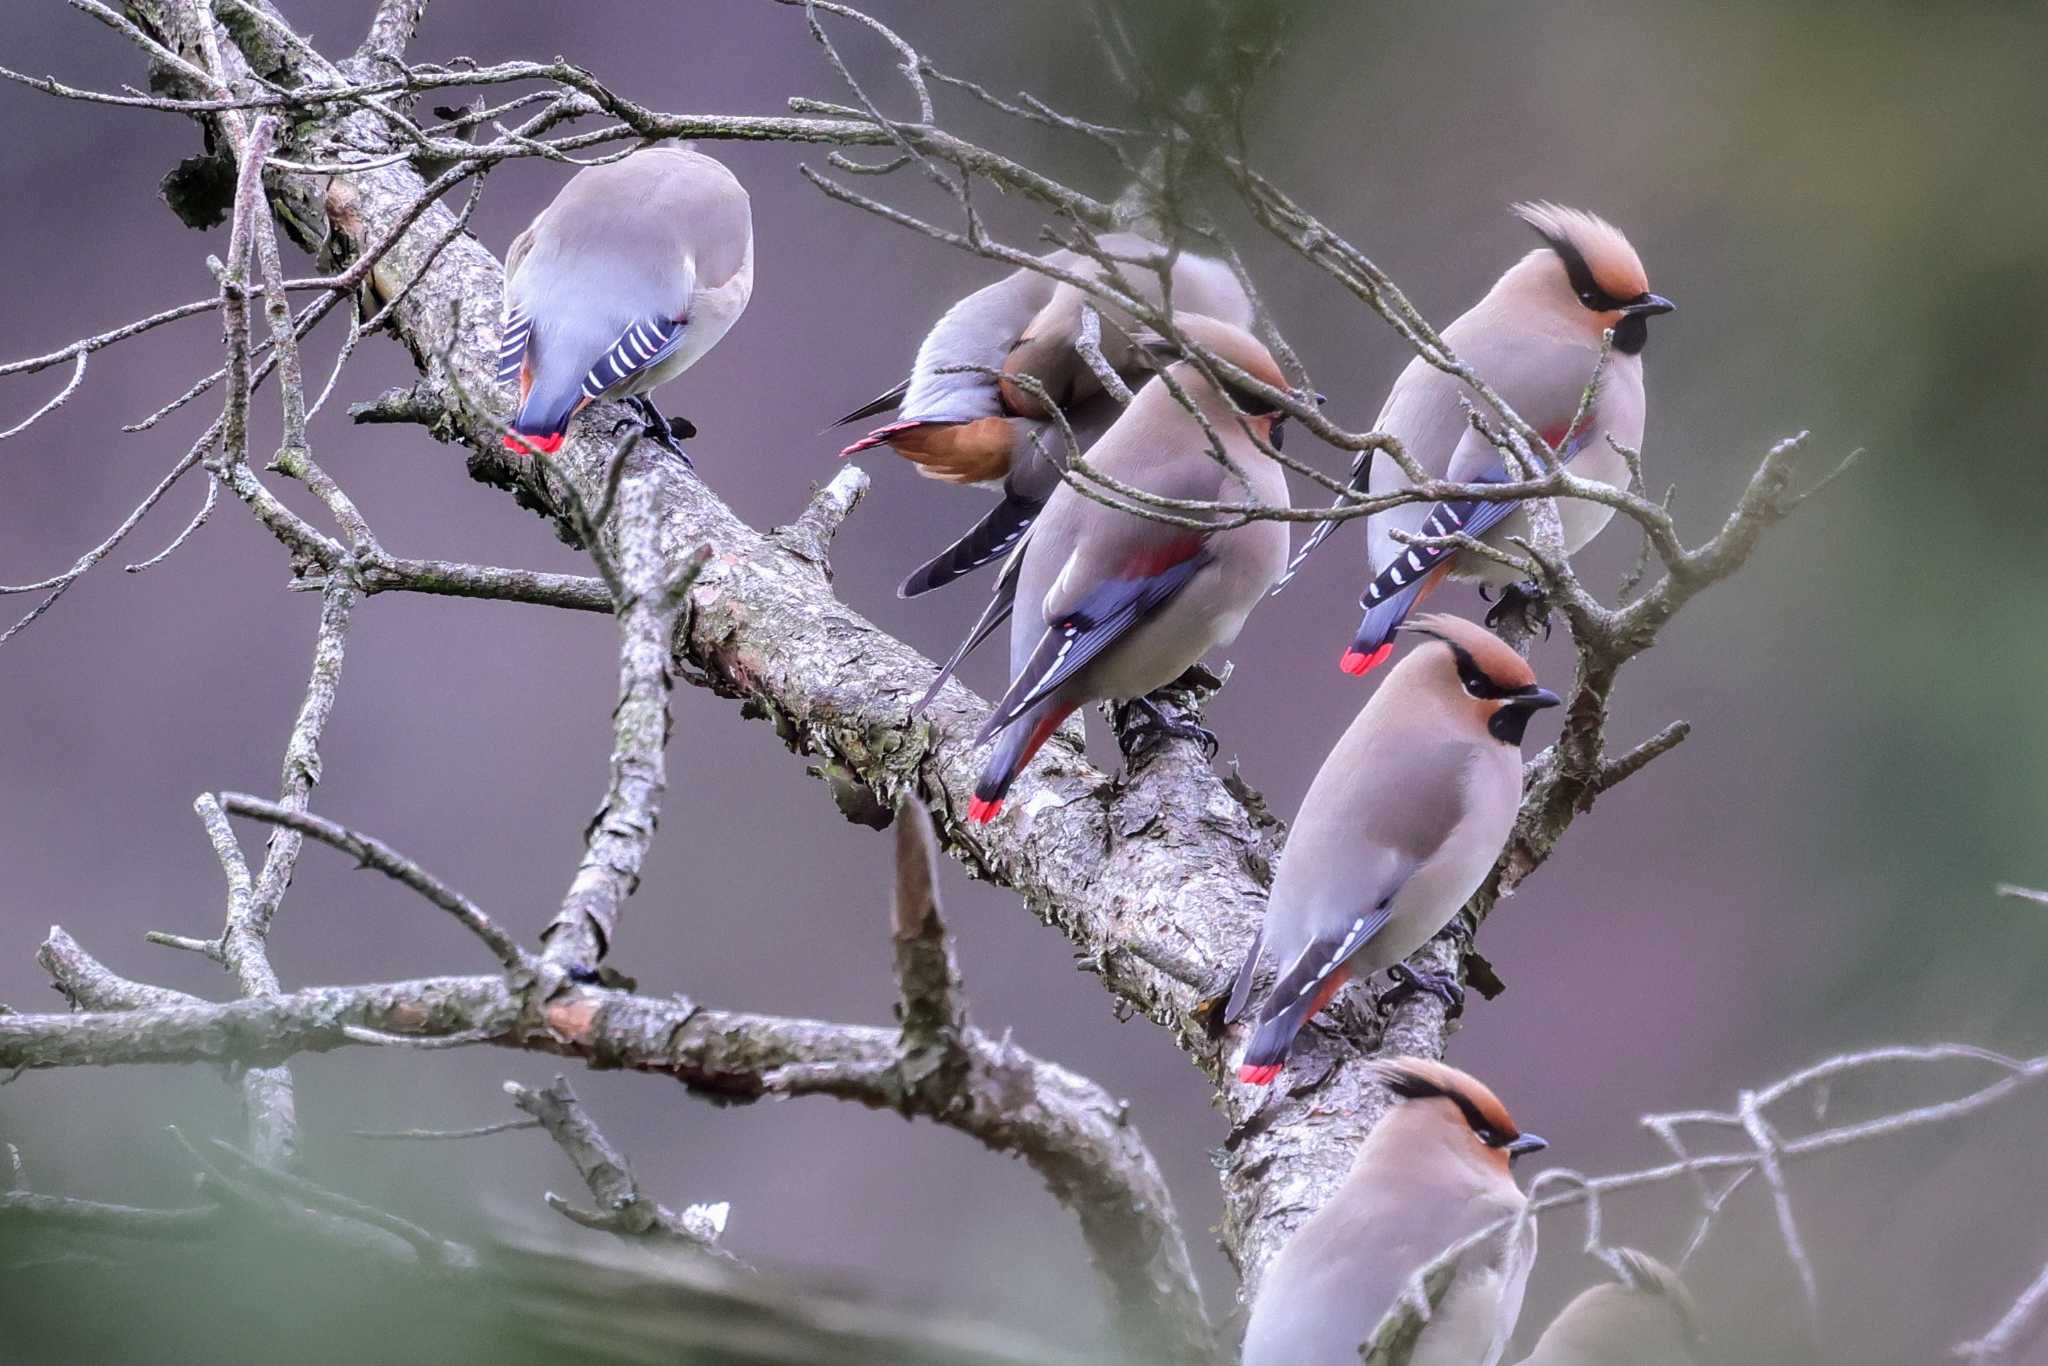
[830,235,1254,600]
[498,144,753,461]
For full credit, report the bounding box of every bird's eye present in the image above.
[1577,289,1598,307]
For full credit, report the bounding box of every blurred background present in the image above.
[3,2,2046,1362]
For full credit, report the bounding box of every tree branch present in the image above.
[504,1074,734,1256]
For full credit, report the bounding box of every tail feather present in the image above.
[839,420,924,458]
[1236,965,1352,1085]
[900,492,1043,598]
[507,375,586,457]
[967,698,1073,824]
[1339,561,1449,675]
[1237,1001,1316,1083]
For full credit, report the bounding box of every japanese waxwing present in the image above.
[926,314,1294,824]
[832,234,1253,597]
[1241,1057,1547,1366]
[498,145,753,457]
[1516,1250,1704,1366]
[1284,203,1671,675]
[1225,615,1558,1083]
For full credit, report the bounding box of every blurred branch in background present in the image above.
[0,2,2014,1365]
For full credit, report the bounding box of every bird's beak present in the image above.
[1621,293,1675,318]
[1523,686,1563,711]
[1506,1133,1549,1160]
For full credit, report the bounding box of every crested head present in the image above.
[1504,202,1671,355]
[1396,614,1561,746]
[1370,1056,1543,1172]
[1403,613,1535,689]
[1164,313,1291,393]
[1128,313,1295,443]
[1513,202,1648,300]
[1607,1250,1705,1344]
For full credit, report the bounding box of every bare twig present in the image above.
[540,466,712,970]
[351,1118,541,1142]
[505,1075,735,1256]
[217,793,528,971]
[1958,1256,2048,1364]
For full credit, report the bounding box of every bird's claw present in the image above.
[1382,963,1466,1019]
[1482,580,1551,640]
[1115,695,1219,765]
[625,396,696,467]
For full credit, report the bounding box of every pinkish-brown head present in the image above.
[1509,202,1673,355]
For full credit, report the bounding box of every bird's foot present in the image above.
[1381,963,1466,1020]
[1483,579,1552,642]
[621,397,696,466]
[1114,694,1219,766]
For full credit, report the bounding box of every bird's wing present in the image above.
[974,536,1212,741]
[498,227,539,389]
[825,377,911,430]
[913,524,1035,714]
[576,315,691,404]
[899,489,1045,599]
[1272,444,1372,592]
[1260,883,1405,1016]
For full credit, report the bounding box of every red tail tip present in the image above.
[966,795,1004,824]
[839,420,922,458]
[1238,1063,1283,1086]
[503,431,565,456]
[1338,643,1394,676]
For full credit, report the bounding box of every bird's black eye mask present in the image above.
[1524,226,1669,356]
[1404,637,1558,743]
[1383,1068,1519,1150]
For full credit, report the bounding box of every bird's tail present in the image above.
[838,419,923,458]
[1339,560,1449,675]
[899,491,1043,598]
[1236,965,1351,1086]
[966,697,1074,824]
[505,373,585,456]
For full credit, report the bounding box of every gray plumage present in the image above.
[502,145,753,448]
[961,315,1292,820]
[837,236,1253,596]
[1281,204,1668,670]
[1515,1251,1704,1366]
[1229,617,1555,1080]
[1242,1060,1539,1366]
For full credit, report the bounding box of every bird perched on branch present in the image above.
[1240,1057,1546,1366]
[1224,615,1557,1084]
[927,314,1295,825]
[498,145,753,458]
[1284,203,1672,675]
[1515,1249,1704,1366]
[831,234,1252,598]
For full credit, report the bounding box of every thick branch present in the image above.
[0,968,1202,1360]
